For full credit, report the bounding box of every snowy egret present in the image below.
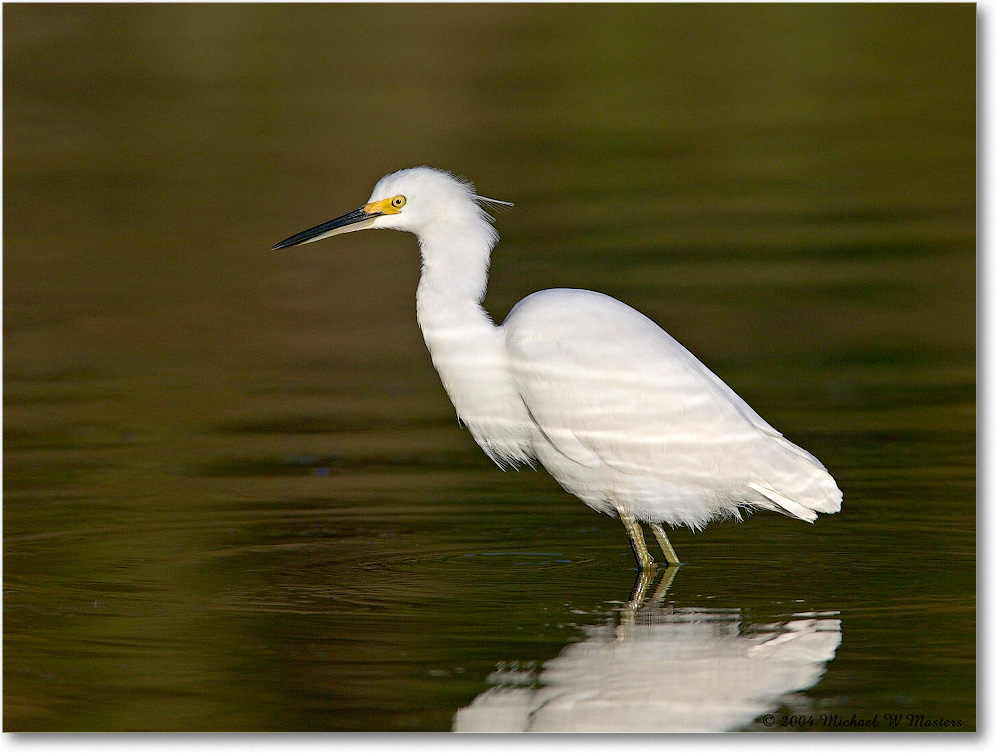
[274,167,842,570]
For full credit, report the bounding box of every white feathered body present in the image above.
[358,167,840,532]
[500,289,841,529]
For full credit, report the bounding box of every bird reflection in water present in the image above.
[454,569,841,733]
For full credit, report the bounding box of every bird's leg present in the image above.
[650,523,681,565]
[619,512,657,572]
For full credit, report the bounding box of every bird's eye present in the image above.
[391,195,406,209]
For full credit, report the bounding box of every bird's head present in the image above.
[272,166,510,250]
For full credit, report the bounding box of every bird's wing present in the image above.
[507,308,768,476]
[502,289,840,516]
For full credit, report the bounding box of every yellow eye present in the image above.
[391,195,406,209]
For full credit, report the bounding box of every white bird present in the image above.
[274,166,842,569]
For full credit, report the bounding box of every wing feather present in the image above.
[503,289,841,522]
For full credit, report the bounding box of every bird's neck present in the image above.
[414,228,533,467]
[414,219,494,332]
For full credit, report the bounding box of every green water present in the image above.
[4,3,975,731]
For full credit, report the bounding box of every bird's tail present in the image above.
[747,478,842,523]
